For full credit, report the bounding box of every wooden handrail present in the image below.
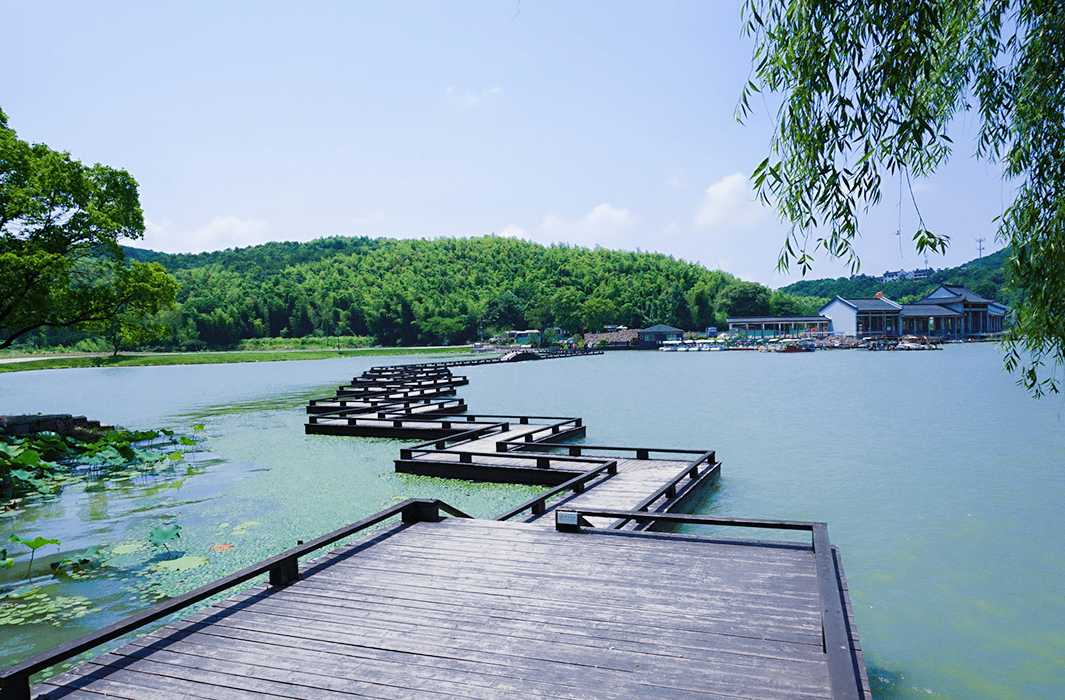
[618,452,720,528]
[0,499,470,700]
[493,461,619,521]
[400,445,614,468]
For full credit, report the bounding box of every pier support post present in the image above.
[269,556,299,587]
[402,500,441,523]
[0,674,30,700]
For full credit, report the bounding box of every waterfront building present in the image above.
[636,324,683,349]
[908,284,1007,335]
[818,295,902,336]
[725,316,830,338]
[817,284,1008,338]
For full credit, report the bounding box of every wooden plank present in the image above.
[30,517,853,700]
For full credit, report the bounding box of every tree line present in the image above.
[114,236,831,349]
[13,235,833,351]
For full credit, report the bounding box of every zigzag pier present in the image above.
[1,353,871,700]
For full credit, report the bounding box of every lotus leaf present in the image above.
[154,555,208,572]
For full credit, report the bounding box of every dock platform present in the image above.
[7,501,870,700]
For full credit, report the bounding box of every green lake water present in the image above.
[1,344,1063,699]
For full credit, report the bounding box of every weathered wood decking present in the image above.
[27,514,869,700]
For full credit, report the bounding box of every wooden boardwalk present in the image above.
[24,513,870,700]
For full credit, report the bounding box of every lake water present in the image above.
[1,345,1063,699]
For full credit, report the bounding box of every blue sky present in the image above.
[2,0,1008,287]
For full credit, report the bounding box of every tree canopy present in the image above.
[742,0,1065,395]
[0,109,177,349]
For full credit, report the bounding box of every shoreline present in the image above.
[0,345,479,373]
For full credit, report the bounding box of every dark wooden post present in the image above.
[269,555,299,587]
[0,674,30,700]
[402,500,440,524]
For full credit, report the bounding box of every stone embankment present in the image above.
[814,335,866,349]
[0,414,112,440]
[582,329,639,347]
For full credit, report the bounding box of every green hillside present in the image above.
[67,236,814,350]
[21,235,1005,353]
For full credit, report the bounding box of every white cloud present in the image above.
[140,215,269,253]
[659,220,680,237]
[540,203,639,245]
[693,173,768,229]
[499,224,526,239]
[445,85,503,109]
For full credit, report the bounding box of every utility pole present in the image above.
[976,237,986,267]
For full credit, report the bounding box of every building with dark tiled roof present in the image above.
[818,284,1009,338]
[908,284,1007,335]
[636,324,683,349]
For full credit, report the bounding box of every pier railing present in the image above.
[307,389,458,410]
[494,461,620,521]
[307,399,469,427]
[367,348,602,373]
[337,377,467,394]
[495,442,712,461]
[552,509,859,700]
[0,499,470,700]
[397,417,591,466]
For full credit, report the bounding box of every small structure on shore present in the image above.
[636,324,683,349]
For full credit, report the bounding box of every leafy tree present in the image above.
[742,1,1065,394]
[768,290,802,317]
[481,290,526,331]
[580,296,619,333]
[0,109,177,348]
[714,280,771,320]
[82,261,181,355]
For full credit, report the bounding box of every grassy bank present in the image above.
[0,346,475,373]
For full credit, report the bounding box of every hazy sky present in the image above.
[2,1,1008,287]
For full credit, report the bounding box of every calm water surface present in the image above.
[1,345,1063,699]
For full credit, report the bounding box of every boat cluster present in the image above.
[864,336,941,351]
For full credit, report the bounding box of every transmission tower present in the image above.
[976,237,986,267]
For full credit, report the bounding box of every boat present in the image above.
[774,339,816,353]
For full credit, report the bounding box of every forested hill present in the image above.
[779,247,1013,306]
[122,236,828,349]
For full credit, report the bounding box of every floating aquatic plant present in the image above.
[0,587,98,627]
[50,546,104,578]
[8,534,60,579]
[154,555,208,572]
[148,524,181,558]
